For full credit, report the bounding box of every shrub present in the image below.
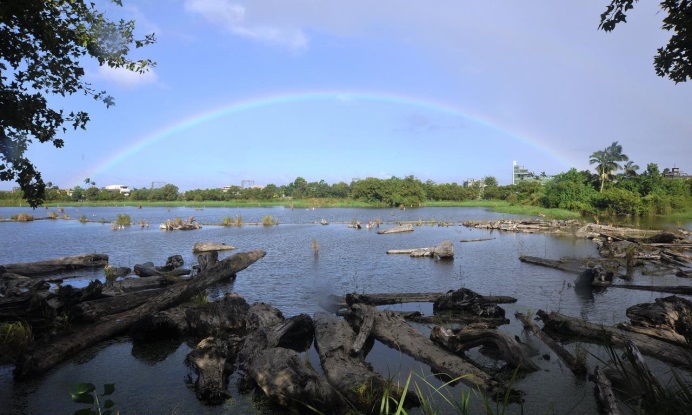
[262,215,276,226]
[115,214,131,226]
[47,210,59,219]
[79,215,88,223]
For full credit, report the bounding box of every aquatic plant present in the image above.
[115,214,131,226]
[11,213,34,221]
[70,383,117,415]
[47,210,59,219]
[262,215,277,226]
[79,214,88,223]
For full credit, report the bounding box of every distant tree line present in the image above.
[1,143,690,216]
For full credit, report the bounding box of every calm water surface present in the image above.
[0,206,689,414]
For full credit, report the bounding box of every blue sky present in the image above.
[13,0,692,191]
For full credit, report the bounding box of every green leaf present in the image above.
[73,408,95,415]
[70,392,95,405]
[104,399,114,408]
[72,383,96,394]
[102,384,116,396]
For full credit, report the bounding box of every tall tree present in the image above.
[623,160,640,177]
[1,1,155,207]
[599,0,692,83]
[589,141,629,192]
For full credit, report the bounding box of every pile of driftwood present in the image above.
[1,249,539,413]
[159,216,202,231]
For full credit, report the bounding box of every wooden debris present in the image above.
[314,312,416,413]
[593,366,622,415]
[377,224,414,234]
[14,249,266,379]
[192,242,236,253]
[386,240,454,258]
[460,237,496,243]
[1,254,108,277]
[536,309,692,370]
[430,326,540,371]
[349,303,509,399]
[515,312,586,375]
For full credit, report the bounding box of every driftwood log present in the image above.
[237,303,342,410]
[134,255,190,278]
[433,288,513,322]
[377,224,414,234]
[537,309,692,370]
[314,312,417,413]
[349,303,507,399]
[593,366,622,415]
[192,242,237,253]
[14,249,266,379]
[430,326,540,371]
[459,237,495,243]
[618,296,692,345]
[1,254,109,277]
[515,312,586,375]
[386,240,454,258]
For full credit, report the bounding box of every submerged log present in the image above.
[2,254,109,277]
[192,242,237,253]
[386,240,454,258]
[460,237,496,243]
[430,326,540,371]
[519,256,594,274]
[515,312,587,375]
[15,249,266,379]
[377,224,414,234]
[537,310,692,370]
[314,312,417,413]
[349,303,506,398]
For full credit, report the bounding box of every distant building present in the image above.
[512,161,552,185]
[663,167,691,179]
[104,184,131,195]
[512,161,533,184]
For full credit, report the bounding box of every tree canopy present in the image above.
[0,0,155,207]
[589,141,629,192]
[599,0,692,83]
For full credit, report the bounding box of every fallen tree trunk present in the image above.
[192,242,237,253]
[593,366,622,415]
[515,312,586,375]
[519,256,593,274]
[314,312,417,413]
[102,276,172,295]
[433,288,513,320]
[460,237,496,243]
[349,303,508,399]
[598,283,692,296]
[2,254,109,277]
[15,249,266,379]
[386,240,454,258]
[377,224,414,234]
[430,326,540,372]
[70,289,162,323]
[537,310,692,370]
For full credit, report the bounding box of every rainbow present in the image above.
[74,89,572,184]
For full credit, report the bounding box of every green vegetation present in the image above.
[11,213,34,221]
[70,383,117,415]
[262,215,278,226]
[3,144,690,220]
[0,1,155,207]
[115,214,131,227]
[0,321,33,364]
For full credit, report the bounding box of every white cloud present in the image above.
[97,65,158,88]
[184,0,307,50]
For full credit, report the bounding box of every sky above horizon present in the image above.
[11,1,692,191]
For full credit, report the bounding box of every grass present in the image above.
[262,215,278,226]
[0,321,33,363]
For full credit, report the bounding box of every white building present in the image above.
[104,184,131,195]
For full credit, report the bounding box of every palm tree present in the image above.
[589,141,629,192]
[623,160,640,177]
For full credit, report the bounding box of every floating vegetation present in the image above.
[262,215,277,226]
[12,213,34,222]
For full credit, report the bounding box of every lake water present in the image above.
[0,206,690,414]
